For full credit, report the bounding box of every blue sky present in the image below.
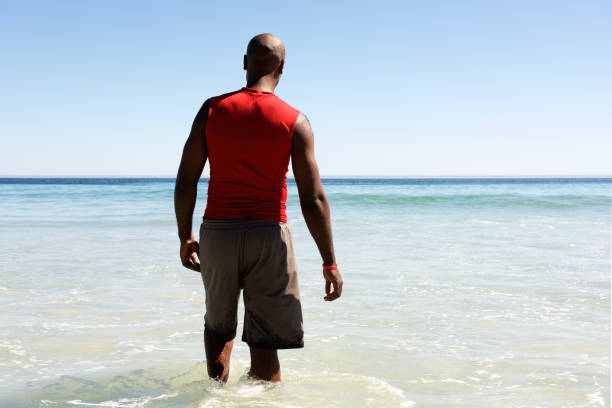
[1,1,610,176]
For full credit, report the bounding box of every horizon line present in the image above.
[1,174,611,179]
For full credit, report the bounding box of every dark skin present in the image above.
[174,33,342,383]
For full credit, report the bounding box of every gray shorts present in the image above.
[198,218,304,349]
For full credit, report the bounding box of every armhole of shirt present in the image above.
[204,98,213,154]
[288,109,301,142]
[206,97,215,119]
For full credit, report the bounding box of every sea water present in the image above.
[0,177,610,408]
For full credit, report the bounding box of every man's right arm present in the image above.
[174,99,209,272]
[291,113,343,301]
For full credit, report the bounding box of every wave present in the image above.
[3,361,415,408]
[328,193,611,208]
[1,177,611,185]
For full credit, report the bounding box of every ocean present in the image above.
[0,177,610,407]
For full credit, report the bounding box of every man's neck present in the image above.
[245,77,278,93]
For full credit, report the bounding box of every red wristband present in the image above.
[322,263,338,270]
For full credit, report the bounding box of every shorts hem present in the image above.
[205,323,236,343]
[242,337,304,349]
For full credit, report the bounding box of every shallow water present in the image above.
[0,178,610,407]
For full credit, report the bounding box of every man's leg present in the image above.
[199,221,242,383]
[204,327,233,382]
[241,222,304,383]
[248,346,280,382]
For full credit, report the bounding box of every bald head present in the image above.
[244,33,286,87]
[247,33,285,58]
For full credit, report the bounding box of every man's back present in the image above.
[204,87,300,222]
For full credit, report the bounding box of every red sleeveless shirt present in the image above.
[203,87,300,222]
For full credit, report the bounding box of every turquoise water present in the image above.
[0,178,610,407]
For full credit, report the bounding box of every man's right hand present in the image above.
[180,237,201,272]
[323,268,343,301]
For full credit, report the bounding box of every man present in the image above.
[174,33,343,383]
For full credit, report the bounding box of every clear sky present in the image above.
[1,1,610,177]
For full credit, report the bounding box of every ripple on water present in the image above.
[2,361,416,408]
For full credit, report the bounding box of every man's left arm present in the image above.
[174,99,209,272]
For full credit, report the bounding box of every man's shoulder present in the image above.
[208,89,242,107]
[269,94,301,120]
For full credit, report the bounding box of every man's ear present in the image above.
[243,55,248,70]
[278,59,284,75]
